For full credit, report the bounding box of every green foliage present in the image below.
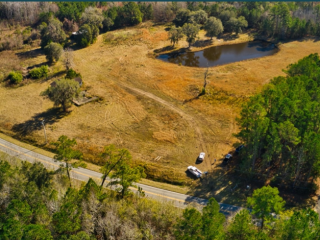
[65,69,81,79]
[114,2,143,27]
[174,9,191,27]
[22,224,53,240]
[201,198,225,239]
[41,78,80,112]
[109,162,146,199]
[51,135,84,186]
[168,26,184,46]
[280,208,320,240]
[75,24,98,48]
[40,17,66,49]
[44,42,63,63]
[226,16,248,35]
[80,7,104,29]
[56,2,94,22]
[99,145,132,189]
[182,23,200,47]
[189,10,208,25]
[175,208,203,240]
[53,188,82,236]
[138,3,153,21]
[8,71,23,84]
[237,54,320,188]
[247,186,285,229]
[227,210,257,240]
[29,65,49,79]
[205,17,224,39]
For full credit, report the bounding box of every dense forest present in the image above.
[237,53,320,191]
[1,2,320,52]
[1,157,320,240]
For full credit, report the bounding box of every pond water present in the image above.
[157,41,278,68]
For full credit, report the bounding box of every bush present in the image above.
[65,69,81,79]
[29,65,49,79]
[44,42,63,63]
[8,71,23,84]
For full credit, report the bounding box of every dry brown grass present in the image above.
[2,23,320,190]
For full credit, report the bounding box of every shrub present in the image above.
[65,69,81,79]
[44,42,63,63]
[29,65,49,79]
[8,71,23,84]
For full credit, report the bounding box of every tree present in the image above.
[41,78,80,112]
[52,188,82,236]
[189,10,208,25]
[115,2,143,27]
[168,26,184,46]
[22,224,53,240]
[64,48,74,70]
[51,135,83,186]
[182,23,200,47]
[204,17,224,40]
[44,42,63,63]
[226,16,248,35]
[247,186,285,229]
[99,145,131,189]
[75,24,98,48]
[174,8,191,27]
[280,208,320,240]
[81,7,104,28]
[109,162,145,199]
[201,198,225,239]
[227,210,257,240]
[174,208,203,240]
[40,17,66,49]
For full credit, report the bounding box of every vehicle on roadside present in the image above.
[224,153,232,164]
[198,152,205,162]
[187,166,202,178]
[235,145,244,154]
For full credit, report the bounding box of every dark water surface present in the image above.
[157,41,278,67]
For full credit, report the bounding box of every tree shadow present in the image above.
[16,48,44,59]
[193,39,213,48]
[12,108,69,137]
[41,70,66,83]
[153,45,176,54]
[219,33,239,42]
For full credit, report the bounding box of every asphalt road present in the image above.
[0,137,243,217]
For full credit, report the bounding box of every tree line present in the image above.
[2,2,320,52]
[236,53,320,191]
[1,153,319,240]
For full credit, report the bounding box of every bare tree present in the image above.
[64,48,74,70]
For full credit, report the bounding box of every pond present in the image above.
[157,41,278,68]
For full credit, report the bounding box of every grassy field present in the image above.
[1,22,320,206]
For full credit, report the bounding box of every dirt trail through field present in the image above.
[117,83,212,170]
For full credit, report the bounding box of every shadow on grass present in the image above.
[16,48,44,59]
[220,33,239,42]
[193,39,213,48]
[153,45,175,54]
[41,70,66,83]
[12,108,70,137]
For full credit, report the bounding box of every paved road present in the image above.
[0,137,242,217]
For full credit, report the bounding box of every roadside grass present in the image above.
[1,23,320,207]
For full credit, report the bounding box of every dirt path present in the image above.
[118,83,212,171]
